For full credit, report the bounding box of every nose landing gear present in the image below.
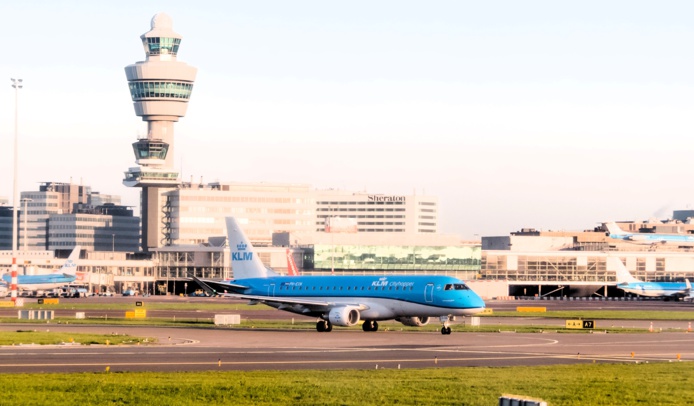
[440,315,453,335]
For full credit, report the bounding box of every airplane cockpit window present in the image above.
[445,284,470,291]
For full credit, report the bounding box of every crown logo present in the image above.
[237,242,247,251]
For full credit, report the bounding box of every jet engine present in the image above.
[328,306,360,327]
[397,316,430,327]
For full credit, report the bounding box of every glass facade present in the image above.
[129,81,193,100]
[311,244,481,272]
[144,37,181,56]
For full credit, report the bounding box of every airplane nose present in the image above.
[466,292,486,309]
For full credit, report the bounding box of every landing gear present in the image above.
[316,320,333,332]
[362,320,379,332]
[439,315,453,335]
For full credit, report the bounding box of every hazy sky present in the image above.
[1,1,693,239]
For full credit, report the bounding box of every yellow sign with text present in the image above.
[566,320,596,329]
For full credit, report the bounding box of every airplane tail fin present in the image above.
[611,257,641,284]
[58,246,81,276]
[226,217,277,279]
[605,222,627,236]
[286,249,301,276]
[685,279,694,300]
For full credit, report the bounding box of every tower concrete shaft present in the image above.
[123,13,197,251]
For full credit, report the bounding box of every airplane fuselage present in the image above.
[617,282,689,298]
[231,275,485,320]
[1,274,76,291]
[610,233,694,245]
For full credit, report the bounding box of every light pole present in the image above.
[10,78,22,302]
[21,198,32,252]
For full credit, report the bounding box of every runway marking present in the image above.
[0,354,604,369]
[4,355,689,370]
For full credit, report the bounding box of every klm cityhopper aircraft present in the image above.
[606,222,694,245]
[613,257,694,300]
[2,246,81,291]
[194,218,486,334]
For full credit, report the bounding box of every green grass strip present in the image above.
[0,330,153,345]
[0,363,692,405]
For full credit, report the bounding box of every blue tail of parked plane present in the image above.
[612,256,693,300]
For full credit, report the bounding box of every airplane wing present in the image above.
[227,293,334,307]
[192,276,368,312]
[192,276,249,294]
[233,294,370,315]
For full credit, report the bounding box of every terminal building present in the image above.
[480,220,694,297]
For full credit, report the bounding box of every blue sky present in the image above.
[1,1,693,238]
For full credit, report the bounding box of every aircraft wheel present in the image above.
[325,321,333,332]
[316,320,326,332]
[362,321,379,332]
[441,326,452,335]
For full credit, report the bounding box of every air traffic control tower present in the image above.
[123,13,197,251]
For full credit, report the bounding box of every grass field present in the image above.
[0,330,153,345]
[1,363,693,405]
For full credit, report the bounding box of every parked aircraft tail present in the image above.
[605,222,627,236]
[685,279,694,301]
[286,249,300,276]
[612,257,641,285]
[58,246,81,276]
[226,217,277,279]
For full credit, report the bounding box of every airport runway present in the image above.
[1,324,693,373]
[0,297,692,373]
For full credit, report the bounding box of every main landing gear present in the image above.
[362,320,379,332]
[316,320,332,332]
[440,315,453,335]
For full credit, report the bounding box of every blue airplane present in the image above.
[194,217,486,334]
[2,246,81,292]
[613,257,693,300]
[606,222,694,245]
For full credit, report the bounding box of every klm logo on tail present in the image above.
[233,242,253,261]
[233,252,253,261]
